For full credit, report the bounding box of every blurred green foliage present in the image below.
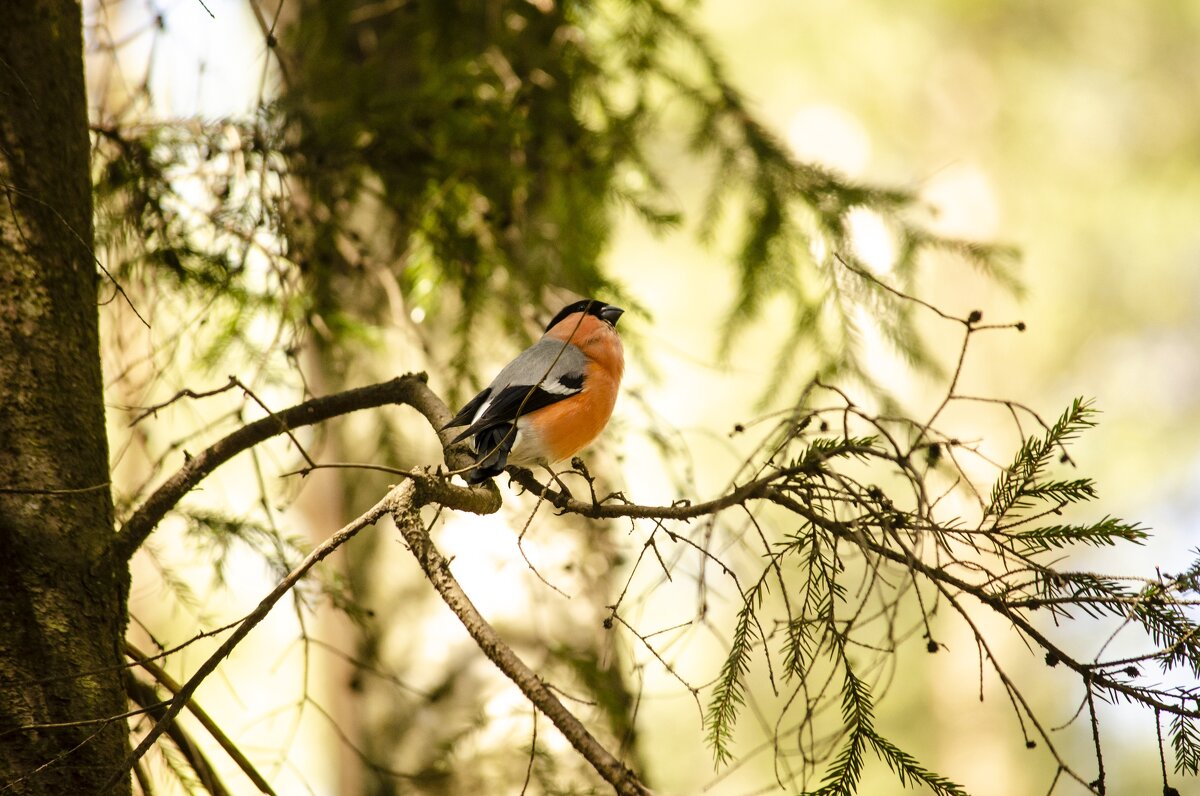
[93,0,1016,399]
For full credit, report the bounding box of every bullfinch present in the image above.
[445,299,625,484]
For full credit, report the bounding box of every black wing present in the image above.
[444,388,492,430]
[450,380,578,444]
[456,382,581,484]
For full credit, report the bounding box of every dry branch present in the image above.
[111,373,465,562]
[392,481,651,796]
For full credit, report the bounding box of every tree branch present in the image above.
[125,641,275,795]
[508,467,1200,723]
[109,372,653,792]
[392,481,652,796]
[101,486,406,793]
[110,373,473,563]
[108,371,1196,792]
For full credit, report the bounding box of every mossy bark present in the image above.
[0,1,131,793]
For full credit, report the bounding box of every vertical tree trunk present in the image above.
[0,2,131,793]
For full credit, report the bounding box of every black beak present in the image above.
[599,304,625,326]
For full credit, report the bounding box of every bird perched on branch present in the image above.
[445,299,625,484]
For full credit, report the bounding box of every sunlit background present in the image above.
[89,0,1200,793]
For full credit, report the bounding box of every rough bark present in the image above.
[0,2,131,793]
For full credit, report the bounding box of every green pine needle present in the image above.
[1012,516,1148,552]
[1170,713,1200,776]
[987,398,1098,521]
[705,595,761,765]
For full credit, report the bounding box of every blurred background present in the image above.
[87,0,1200,793]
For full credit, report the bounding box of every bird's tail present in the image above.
[466,424,515,484]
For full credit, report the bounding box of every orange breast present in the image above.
[525,361,620,462]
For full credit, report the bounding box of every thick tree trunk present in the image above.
[0,2,131,793]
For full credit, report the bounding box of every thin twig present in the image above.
[99,488,404,793]
[1086,683,1105,794]
[520,705,538,796]
[124,676,230,796]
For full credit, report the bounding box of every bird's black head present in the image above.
[543,299,625,332]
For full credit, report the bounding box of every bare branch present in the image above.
[125,641,275,795]
[101,485,415,793]
[124,676,230,796]
[111,373,472,563]
[392,481,652,796]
